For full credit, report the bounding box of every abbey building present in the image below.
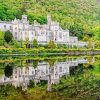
[0,14,87,47]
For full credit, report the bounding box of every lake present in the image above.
[0,55,100,100]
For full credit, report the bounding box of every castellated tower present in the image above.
[22,15,28,23]
[12,18,19,40]
[47,14,52,25]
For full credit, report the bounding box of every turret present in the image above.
[12,17,18,24]
[47,14,52,24]
[22,15,28,23]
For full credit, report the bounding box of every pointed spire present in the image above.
[14,17,17,21]
[13,17,18,23]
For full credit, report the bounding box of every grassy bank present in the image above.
[0,48,100,56]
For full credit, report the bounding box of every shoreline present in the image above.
[0,48,100,56]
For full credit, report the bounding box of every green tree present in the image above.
[12,40,20,48]
[4,30,13,43]
[95,40,100,48]
[92,27,100,40]
[83,35,89,41]
[48,59,56,67]
[25,38,29,48]
[33,60,38,68]
[33,39,38,48]
[88,39,93,49]
[0,30,4,45]
[0,30,4,40]
[48,40,56,49]
[4,64,13,78]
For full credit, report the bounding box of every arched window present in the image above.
[15,27,17,30]
[10,26,12,30]
[59,33,62,38]
[15,32,17,39]
[59,66,62,72]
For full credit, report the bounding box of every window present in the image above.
[15,76,17,78]
[15,70,17,74]
[25,32,27,35]
[32,71,34,74]
[59,33,62,38]
[15,27,17,30]
[4,25,6,29]
[55,71,58,77]
[15,32,17,35]
[46,69,48,74]
[32,32,33,35]
[59,66,62,72]
[10,26,12,30]
[4,77,6,80]
[25,70,27,74]
[41,71,45,75]
[15,32,17,39]
[41,32,43,35]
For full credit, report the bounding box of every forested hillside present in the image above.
[0,0,100,41]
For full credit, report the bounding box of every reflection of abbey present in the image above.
[0,14,87,47]
[0,57,92,91]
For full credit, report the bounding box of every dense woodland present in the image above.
[0,0,100,44]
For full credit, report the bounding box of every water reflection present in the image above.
[4,64,13,78]
[0,57,94,91]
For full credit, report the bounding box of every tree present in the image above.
[94,40,100,48]
[4,30,13,43]
[83,35,89,41]
[0,30,4,45]
[33,60,38,68]
[48,59,56,67]
[12,39,20,48]
[33,39,38,48]
[88,39,93,49]
[48,40,56,49]
[4,64,13,78]
[92,27,100,40]
[0,30,4,40]
[25,38,29,48]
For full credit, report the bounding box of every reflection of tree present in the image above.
[83,64,94,70]
[48,59,56,67]
[4,64,13,78]
[33,60,39,68]
[88,57,93,64]
[29,80,34,88]
[70,64,83,76]
[47,75,52,92]
[37,80,47,86]
[47,59,56,92]
[21,60,26,67]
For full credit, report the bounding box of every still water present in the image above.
[0,56,100,100]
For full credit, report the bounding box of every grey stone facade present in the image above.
[0,14,88,47]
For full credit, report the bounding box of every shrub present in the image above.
[4,30,13,43]
[48,40,56,49]
[33,39,38,48]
